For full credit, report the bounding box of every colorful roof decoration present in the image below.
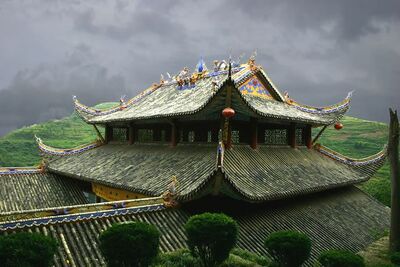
[35,135,101,156]
[45,143,386,203]
[0,166,41,175]
[73,59,349,126]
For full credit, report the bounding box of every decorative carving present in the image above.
[162,176,179,207]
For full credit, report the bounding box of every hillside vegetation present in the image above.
[0,109,391,206]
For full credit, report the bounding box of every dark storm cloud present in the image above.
[0,0,399,136]
[0,45,127,136]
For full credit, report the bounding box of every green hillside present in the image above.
[0,103,116,167]
[0,110,391,206]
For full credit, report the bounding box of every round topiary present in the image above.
[185,212,238,267]
[264,230,311,267]
[391,252,400,266]
[0,232,58,267]
[99,221,160,267]
[318,250,365,267]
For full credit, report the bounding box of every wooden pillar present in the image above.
[170,122,177,147]
[289,123,296,148]
[305,125,312,149]
[153,127,162,142]
[250,118,258,149]
[389,108,400,252]
[105,125,113,143]
[226,122,232,149]
[128,124,135,145]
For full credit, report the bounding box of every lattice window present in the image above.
[232,130,240,144]
[179,129,184,142]
[264,129,288,145]
[188,131,195,143]
[112,128,128,143]
[296,128,305,145]
[207,131,212,143]
[138,129,153,142]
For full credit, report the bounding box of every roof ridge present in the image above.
[0,166,42,175]
[0,196,165,231]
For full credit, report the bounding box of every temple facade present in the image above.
[0,57,389,266]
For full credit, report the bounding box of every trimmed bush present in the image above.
[391,252,400,266]
[185,213,238,267]
[318,250,365,267]
[99,222,160,267]
[0,232,58,267]
[264,230,311,267]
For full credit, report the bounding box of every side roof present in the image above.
[74,63,351,126]
[0,167,88,212]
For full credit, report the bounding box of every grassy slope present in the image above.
[0,111,392,206]
[0,103,116,167]
[314,116,390,206]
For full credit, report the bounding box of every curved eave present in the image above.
[315,144,387,176]
[35,136,102,157]
[233,82,351,126]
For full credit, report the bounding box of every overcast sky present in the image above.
[0,0,399,136]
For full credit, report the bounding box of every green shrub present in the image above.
[264,230,311,267]
[318,250,365,267]
[0,232,58,267]
[99,222,160,267]
[231,248,271,266]
[152,249,201,267]
[185,213,238,267]
[391,252,400,266]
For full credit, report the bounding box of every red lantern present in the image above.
[334,122,343,130]
[222,107,235,118]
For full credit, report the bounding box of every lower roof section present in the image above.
[0,170,88,212]
[0,186,389,266]
[48,144,217,200]
[221,145,384,202]
[47,143,385,203]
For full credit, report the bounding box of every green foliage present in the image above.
[231,248,271,266]
[152,249,201,267]
[264,230,311,267]
[185,212,238,267]
[0,232,58,267]
[318,250,365,267]
[391,252,400,266]
[99,222,160,267]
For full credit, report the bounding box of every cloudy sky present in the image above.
[0,0,399,136]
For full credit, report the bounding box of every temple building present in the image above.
[0,57,389,266]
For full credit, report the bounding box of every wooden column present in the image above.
[105,125,113,144]
[305,125,312,149]
[250,118,258,149]
[170,122,177,147]
[289,123,296,148]
[389,108,400,252]
[128,124,135,145]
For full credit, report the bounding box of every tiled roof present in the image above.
[0,170,87,212]
[220,145,386,202]
[0,187,389,267]
[46,143,386,202]
[75,64,350,125]
[47,144,217,201]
